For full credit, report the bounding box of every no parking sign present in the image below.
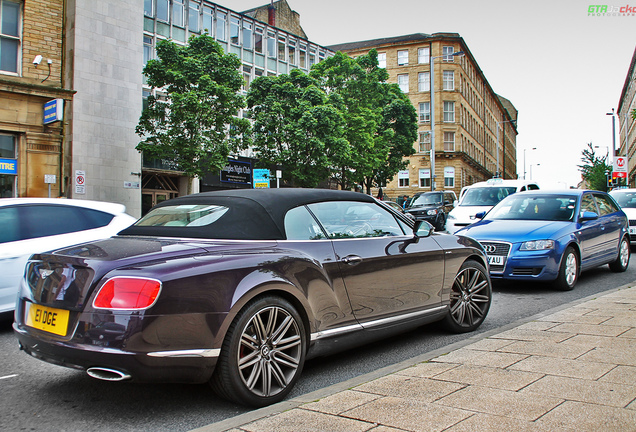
[75,170,86,194]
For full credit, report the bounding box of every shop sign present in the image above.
[253,169,270,188]
[221,159,252,185]
[44,99,64,125]
[0,158,18,175]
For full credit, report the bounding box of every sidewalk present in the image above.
[196,285,636,432]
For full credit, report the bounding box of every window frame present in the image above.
[397,50,409,66]
[443,101,455,123]
[418,102,430,123]
[0,0,22,75]
[418,47,429,64]
[418,71,430,92]
[443,70,454,90]
[397,74,409,93]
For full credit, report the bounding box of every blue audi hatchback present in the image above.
[457,190,630,290]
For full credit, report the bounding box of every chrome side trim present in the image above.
[310,306,448,341]
[360,305,448,329]
[147,349,220,358]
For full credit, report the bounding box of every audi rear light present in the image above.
[93,277,162,310]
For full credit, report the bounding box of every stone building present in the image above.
[328,33,518,200]
[0,0,72,198]
[618,45,636,186]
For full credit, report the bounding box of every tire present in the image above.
[553,246,579,291]
[443,260,492,333]
[210,296,306,407]
[436,215,446,232]
[609,236,630,272]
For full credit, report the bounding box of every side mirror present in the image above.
[474,211,486,219]
[579,211,599,222]
[453,200,458,207]
[414,220,433,237]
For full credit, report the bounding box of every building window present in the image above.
[378,52,386,68]
[398,170,409,188]
[143,36,154,67]
[419,168,431,188]
[188,1,200,33]
[299,43,306,68]
[202,6,212,34]
[418,72,430,92]
[278,36,286,61]
[444,167,455,187]
[172,0,184,27]
[288,39,296,65]
[0,0,20,74]
[443,71,454,90]
[443,132,455,151]
[254,27,263,53]
[242,21,252,50]
[397,50,408,66]
[156,0,168,22]
[419,102,430,123]
[443,101,455,122]
[230,16,240,44]
[0,133,16,197]
[397,74,409,93]
[215,10,226,41]
[419,131,431,152]
[309,47,316,66]
[242,65,252,92]
[144,0,153,17]
[443,46,455,61]
[267,31,276,58]
[418,47,429,64]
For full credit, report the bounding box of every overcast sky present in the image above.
[232,0,636,188]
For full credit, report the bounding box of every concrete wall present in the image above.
[68,0,144,217]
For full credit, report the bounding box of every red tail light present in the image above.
[93,277,162,310]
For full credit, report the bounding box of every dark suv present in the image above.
[405,191,457,231]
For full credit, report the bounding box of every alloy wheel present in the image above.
[449,264,491,329]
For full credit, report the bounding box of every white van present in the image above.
[446,179,540,234]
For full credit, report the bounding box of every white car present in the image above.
[609,188,636,244]
[446,179,540,234]
[0,198,136,315]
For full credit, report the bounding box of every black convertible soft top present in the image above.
[120,188,376,240]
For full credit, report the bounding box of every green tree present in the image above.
[578,142,612,191]
[247,69,348,187]
[136,34,251,179]
[310,50,417,191]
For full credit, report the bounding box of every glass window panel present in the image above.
[156,0,168,22]
[418,72,430,92]
[2,0,20,36]
[216,11,226,41]
[0,37,18,73]
[172,0,184,27]
[254,27,263,53]
[188,1,199,33]
[230,16,239,44]
[202,6,212,34]
[278,37,286,61]
[0,134,15,158]
[242,21,252,49]
[418,47,429,64]
[378,52,386,68]
[144,0,153,17]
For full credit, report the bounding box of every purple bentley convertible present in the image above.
[14,188,491,407]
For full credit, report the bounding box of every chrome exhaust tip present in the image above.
[86,367,131,382]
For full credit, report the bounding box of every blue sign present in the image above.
[253,169,270,188]
[0,158,18,175]
[44,99,63,125]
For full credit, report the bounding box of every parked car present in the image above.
[0,198,136,316]
[457,190,629,290]
[405,191,457,231]
[609,188,636,244]
[381,199,414,219]
[446,179,540,234]
[14,188,492,407]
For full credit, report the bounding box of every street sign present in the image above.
[613,156,627,173]
[613,172,627,178]
[75,170,86,194]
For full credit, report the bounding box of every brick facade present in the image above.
[328,33,518,202]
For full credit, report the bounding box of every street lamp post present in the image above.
[495,119,517,178]
[523,147,536,180]
[606,108,616,158]
[430,49,463,191]
[530,163,540,180]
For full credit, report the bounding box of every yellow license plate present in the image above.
[26,303,70,336]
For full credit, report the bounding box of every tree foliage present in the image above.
[310,50,418,191]
[247,49,418,190]
[136,34,251,178]
[578,142,611,191]
[246,69,348,187]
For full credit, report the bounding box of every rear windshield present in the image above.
[460,187,517,206]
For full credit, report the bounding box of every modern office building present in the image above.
[2,0,332,216]
[618,45,636,186]
[328,33,518,200]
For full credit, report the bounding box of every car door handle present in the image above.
[341,255,363,265]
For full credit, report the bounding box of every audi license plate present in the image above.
[488,255,505,266]
[25,303,70,336]
[630,227,636,235]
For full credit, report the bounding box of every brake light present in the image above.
[93,277,162,310]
